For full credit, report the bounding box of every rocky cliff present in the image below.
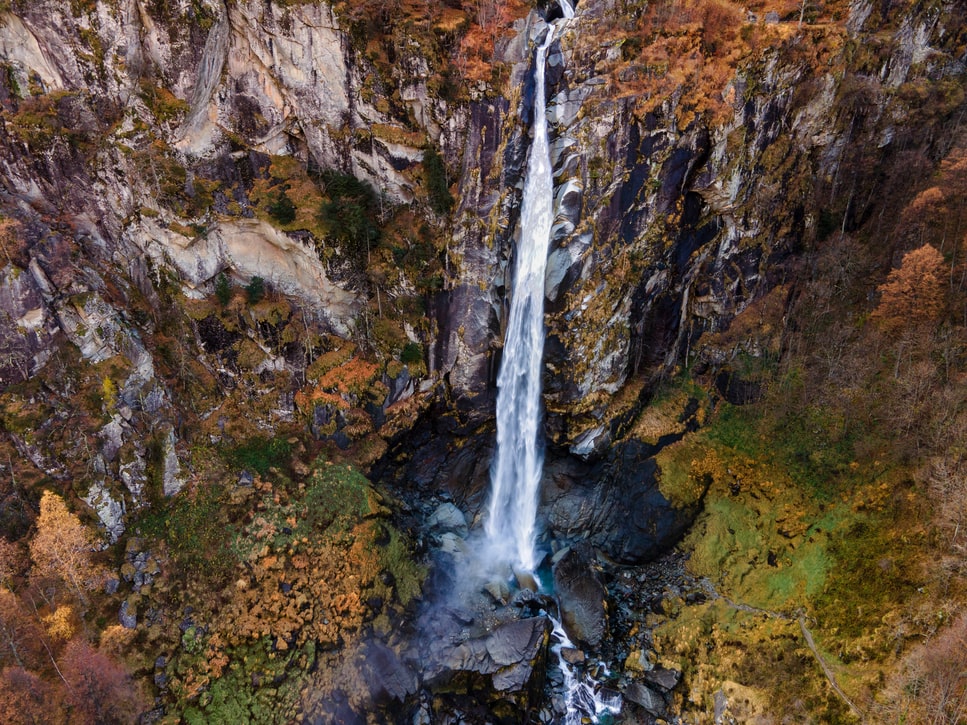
[0,0,965,721]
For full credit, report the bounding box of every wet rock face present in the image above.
[543,439,708,564]
[553,545,607,649]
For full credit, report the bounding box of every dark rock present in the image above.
[553,545,607,650]
[367,596,384,612]
[643,667,681,692]
[423,616,551,716]
[486,618,544,666]
[543,439,709,564]
[384,365,413,407]
[624,681,668,718]
[715,368,763,405]
[446,606,475,626]
[360,641,418,703]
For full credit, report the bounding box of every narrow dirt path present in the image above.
[698,579,864,720]
[798,615,864,720]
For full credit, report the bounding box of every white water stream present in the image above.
[481,1,622,721]
[484,0,574,573]
[551,619,623,724]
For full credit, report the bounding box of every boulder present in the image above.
[483,579,511,606]
[552,545,607,650]
[643,667,681,693]
[624,681,668,719]
[424,616,551,717]
[358,641,418,703]
[426,503,469,536]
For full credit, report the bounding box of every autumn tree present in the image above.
[879,613,967,724]
[28,492,106,605]
[0,590,43,670]
[0,666,67,725]
[0,537,22,589]
[872,244,946,327]
[60,640,145,725]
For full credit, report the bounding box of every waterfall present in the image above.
[480,2,622,721]
[484,5,568,573]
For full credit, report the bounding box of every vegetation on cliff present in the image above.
[640,107,967,725]
[0,0,964,721]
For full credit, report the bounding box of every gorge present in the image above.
[0,0,965,723]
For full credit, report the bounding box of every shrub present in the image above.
[267,189,296,225]
[214,273,231,306]
[423,146,453,216]
[226,436,291,476]
[400,341,423,365]
[318,170,380,267]
[245,276,265,305]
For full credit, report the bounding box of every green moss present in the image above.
[224,437,292,477]
[181,639,308,724]
[303,461,374,533]
[380,527,424,606]
[814,514,924,647]
[654,442,710,508]
[138,483,237,583]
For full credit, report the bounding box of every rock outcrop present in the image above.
[423,615,552,720]
[553,545,608,650]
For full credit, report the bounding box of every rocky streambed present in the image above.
[359,453,706,724]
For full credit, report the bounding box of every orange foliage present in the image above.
[41,606,76,644]
[0,666,67,725]
[29,492,107,605]
[294,388,350,415]
[595,0,816,126]
[215,518,390,654]
[872,244,946,327]
[317,356,381,398]
[455,0,529,84]
[0,590,44,671]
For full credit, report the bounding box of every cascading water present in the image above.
[481,1,623,721]
[551,619,623,724]
[484,0,575,574]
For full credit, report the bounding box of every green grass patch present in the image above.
[303,461,375,533]
[814,512,924,648]
[224,437,292,477]
[180,638,311,724]
[137,483,237,583]
[706,401,858,501]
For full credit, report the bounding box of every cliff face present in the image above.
[436,0,966,459]
[0,0,962,556]
[0,0,966,719]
